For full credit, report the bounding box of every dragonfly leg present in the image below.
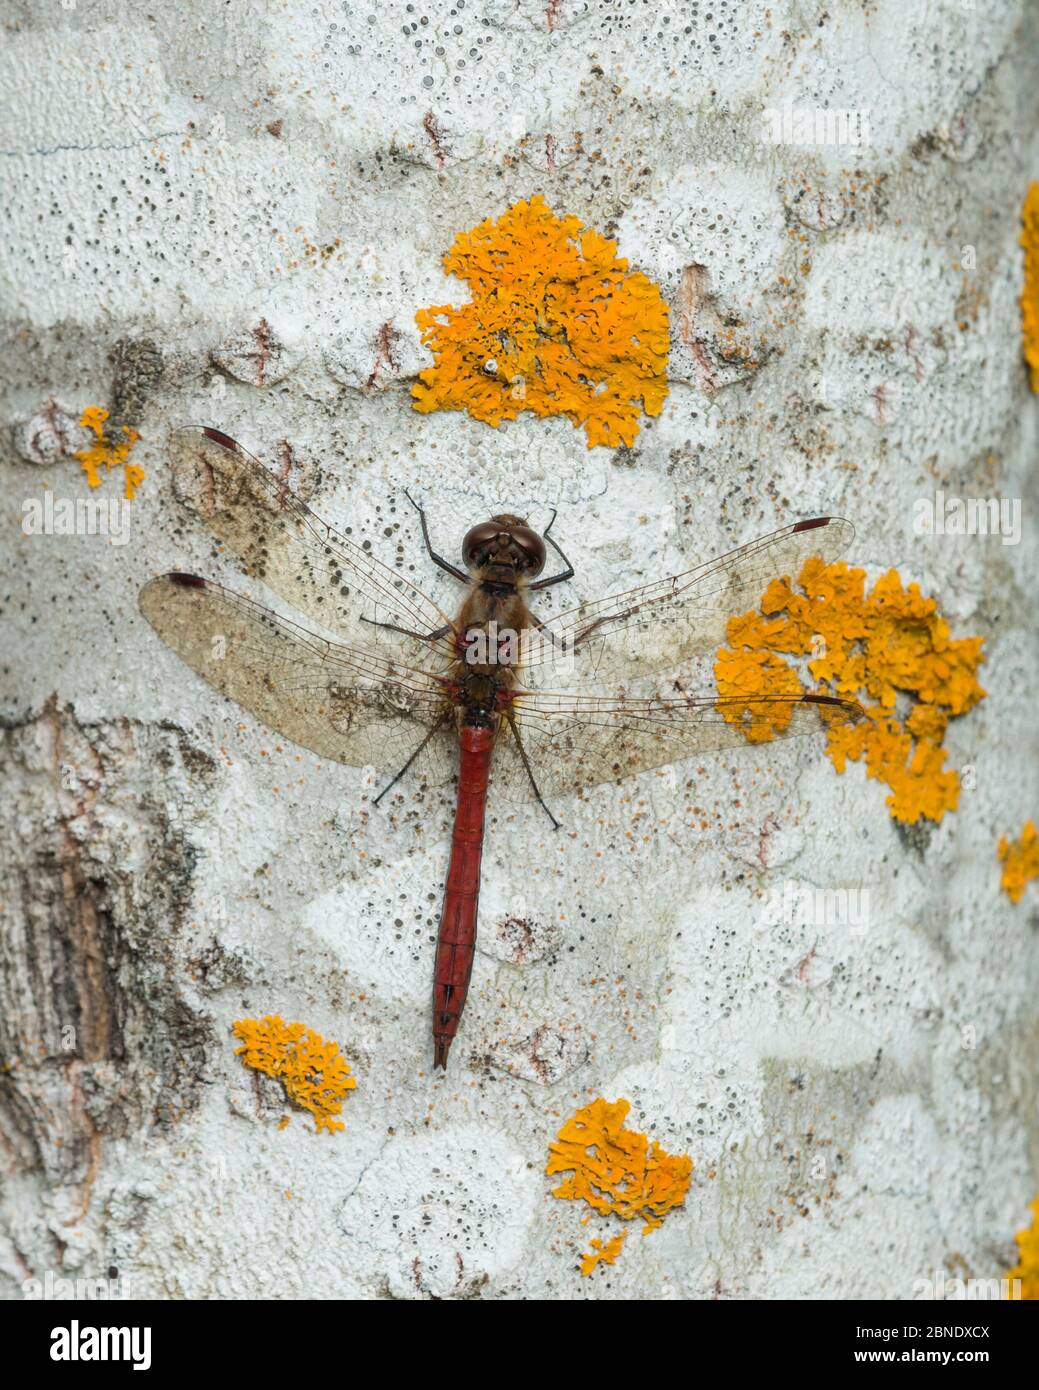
[528,511,575,591]
[403,489,469,584]
[360,615,453,643]
[528,614,566,650]
[504,710,560,830]
[373,709,452,804]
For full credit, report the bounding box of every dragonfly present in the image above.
[140,427,862,1070]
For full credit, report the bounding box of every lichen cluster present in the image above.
[1021,182,1039,392]
[998,821,1039,904]
[1007,1195,1039,1299]
[547,1097,692,1275]
[73,405,144,499]
[232,1014,356,1135]
[412,196,670,448]
[716,559,986,825]
[580,1232,628,1276]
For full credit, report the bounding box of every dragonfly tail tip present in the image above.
[433,1038,451,1070]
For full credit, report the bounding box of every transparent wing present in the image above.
[522,517,853,683]
[170,426,457,664]
[139,573,456,775]
[511,686,863,798]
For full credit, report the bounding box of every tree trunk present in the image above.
[2,0,1037,1300]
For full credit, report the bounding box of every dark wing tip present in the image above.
[201,426,238,452]
[793,516,831,534]
[168,572,207,588]
[801,692,864,722]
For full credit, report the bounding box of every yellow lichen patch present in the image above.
[547,1097,692,1275]
[714,647,805,743]
[1021,182,1039,392]
[579,1231,628,1276]
[998,821,1039,904]
[715,558,985,825]
[412,196,670,448]
[232,1014,356,1135]
[73,406,144,500]
[1007,1196,1039,1299]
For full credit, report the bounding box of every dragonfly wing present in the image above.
[522,516,853,683]
[510,686,863,798]
[170,426,457,662]
[140,574,455,775]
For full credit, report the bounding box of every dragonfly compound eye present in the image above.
[462,520,502,569]
[508,524,546,576]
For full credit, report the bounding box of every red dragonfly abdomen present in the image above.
[432,722,494,1070]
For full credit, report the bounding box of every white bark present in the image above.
[1,0,1037,1299]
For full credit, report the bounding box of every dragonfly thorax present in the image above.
[453,669,511,725]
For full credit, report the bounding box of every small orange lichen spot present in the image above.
[547,1097,692,1275]
[73,406,144,499]
[1007,1195,1039,1299]
[998,821,1039,904]
[579,1231,628,1276]
[1021,182,1039,392]
[232,1014,356,1135]
[716,559,985,825]
[413,195,670,448]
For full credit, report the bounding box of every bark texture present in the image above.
[1,0,1037,1299]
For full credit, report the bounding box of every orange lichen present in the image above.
[1021,182,1039,392]
[1007,1195,1039,1300]
[547,1097,692,1275]
[998,821,1039,904]
[716,558,985,825]
[232,1014,356,1134]
[713,647,805,743]
[580,1231,628,1276]
[73,405,144,499]
[412,196,670,448]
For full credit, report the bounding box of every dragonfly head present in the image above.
[462,515,546,580]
